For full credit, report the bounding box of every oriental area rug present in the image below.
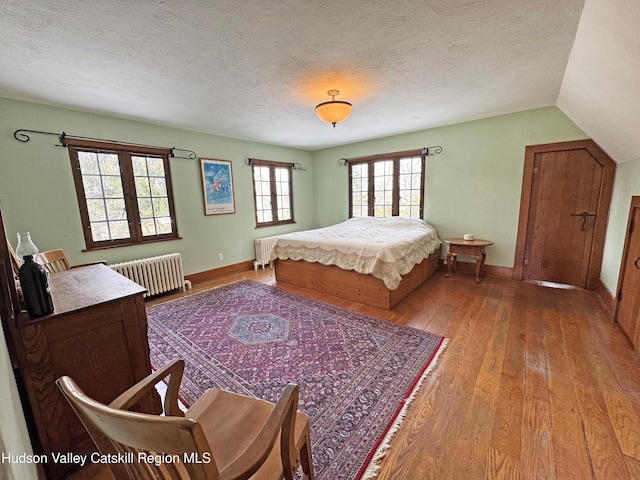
[146,280,447,480]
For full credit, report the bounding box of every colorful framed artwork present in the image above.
[200,158,236,215]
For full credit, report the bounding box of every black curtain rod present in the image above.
[244,157,306,170]
[13,129,197,160]
[337,145,443,166]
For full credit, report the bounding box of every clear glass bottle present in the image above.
[15,232,39,263]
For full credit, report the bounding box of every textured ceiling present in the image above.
[0,0,586,151]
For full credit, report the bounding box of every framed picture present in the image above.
[200,158,236,215]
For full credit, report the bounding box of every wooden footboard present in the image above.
[274,248,441,310]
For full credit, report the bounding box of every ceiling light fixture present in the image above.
[315,89,352,127]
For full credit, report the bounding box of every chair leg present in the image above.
[299,427,314,480]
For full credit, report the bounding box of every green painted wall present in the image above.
[0,97,315,273]
[0,324,36,480]
[311,107,589,268]
[600,157,640,295]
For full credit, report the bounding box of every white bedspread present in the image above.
[270,216,441,290]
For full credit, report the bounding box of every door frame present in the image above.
[513,139,616,289]
[613,196,640,322]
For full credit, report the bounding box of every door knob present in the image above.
[635,257,640,270]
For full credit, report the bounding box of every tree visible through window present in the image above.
[67,138,179,249]
[348,148,425,218]
[250,159,295,227]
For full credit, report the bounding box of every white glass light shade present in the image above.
[315,90,352,127]
[315,101,353,127]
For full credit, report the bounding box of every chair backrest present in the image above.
[57,376,220,479]
[35,249,71,273]
[56,375,302,480]
[7,239,21,277]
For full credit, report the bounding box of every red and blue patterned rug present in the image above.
[146,280,447,480]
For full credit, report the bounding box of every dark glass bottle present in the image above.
[18,255,54,318]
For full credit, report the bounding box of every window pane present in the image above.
[252,164,293,225]
[81,176,103,198]
[138,198,153,218]
[86,199,107,222]
[348,152,424,220]
[98,155,120,175]
[109,220,130,239]
[135,177,151,197]
[155,217,172,235]
[102,176,124,198]
[78,152,129,242]
[71,147,178,248]
[153,198,170,217]
[133,155,173,236]
[140,218,157,236]
[150,177,167,197]
[398,156,422,219]
[90,219,130,241]
[254,166,268,181]
[105,198,126,220]
[351,163,369,217]
[146,157,165,176]
[373,160,393,217]
[90,222,110,241]
[132,156,148,176]
[260,210,273,223]
[78,152,99,174]
[254,166,272,224]
[274,168,291,221]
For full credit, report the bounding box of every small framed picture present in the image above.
[200,158,235,215]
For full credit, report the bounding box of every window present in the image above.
[67,138,179,250]
[348,148,425,218]
[250,159,295,227]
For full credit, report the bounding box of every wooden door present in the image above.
[514,140,615,289]
[615,197,640,348]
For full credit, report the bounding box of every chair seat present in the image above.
[188,388,310,479]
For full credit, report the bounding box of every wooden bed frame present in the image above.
[274,248,441,310]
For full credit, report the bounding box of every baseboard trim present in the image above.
[186,260,255,284]
[192,258,514,286]
[593,277,616,321]
[438,260,513,279]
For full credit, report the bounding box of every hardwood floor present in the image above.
[63,268,640,479]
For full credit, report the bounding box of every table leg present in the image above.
[446,252,452,277]
[474,248,487,283]
[474,254,482,283]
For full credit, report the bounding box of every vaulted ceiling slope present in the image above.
[0,1,636,161]
[558,0,640,163]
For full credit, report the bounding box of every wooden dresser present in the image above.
[10,264,161,480]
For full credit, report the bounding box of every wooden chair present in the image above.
[56,359,314,480]
[35,249,105,274]
[34,249,72,273]
[7,239,21,277]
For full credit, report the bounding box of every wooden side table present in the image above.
[445,238,493,283]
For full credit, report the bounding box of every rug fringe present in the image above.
[360,337,449,480]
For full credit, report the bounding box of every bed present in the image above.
[270,216,442,309]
